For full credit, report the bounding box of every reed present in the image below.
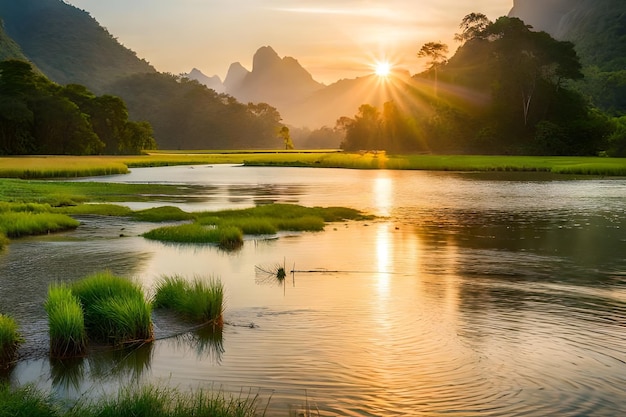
[0,314,22,369]
[71,272,153,345]
[142,223,243,249]
[153,275,224,326]
[44,284,87,359]
[0,212,80,238]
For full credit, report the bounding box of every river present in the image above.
[1,165,625,416]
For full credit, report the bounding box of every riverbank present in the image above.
[1,152,625,178]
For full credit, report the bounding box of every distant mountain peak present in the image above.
[185,68,224,93]
[252,45,282,71]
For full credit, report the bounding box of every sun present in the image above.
[374,61,392,77]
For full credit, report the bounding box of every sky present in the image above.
[66,0,514,85]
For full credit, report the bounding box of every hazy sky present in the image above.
[66,0,514,84]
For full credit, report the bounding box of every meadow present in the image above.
[1,152,625,179]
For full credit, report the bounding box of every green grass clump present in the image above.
[74,384,259,417]
[0,383,260,417]
[153,275,224,326]
[44,284,87,359]
[0,383,60,417]
[0,212,79,238]
[0,314,22,369]
[0,202,52,213]
[273,215,325,231]
[212,217,278,235]
[70,272,153,345]
[131,206,196,222]
[142,224,243,249]
[89,296,153,346]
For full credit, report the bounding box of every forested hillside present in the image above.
[0,60,156,155]
[0,0,287,150]
[0,0,155,93]
[339,15,619,156]
[0,21,28,63]
[509,0,626,115]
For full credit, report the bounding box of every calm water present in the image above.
[1,165,625,416]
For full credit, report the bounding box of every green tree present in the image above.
[338,104,382,151]
[122,120,156,154]
[278,126,294,150]
[30,95,103,155]
[417,42,449,96]
[454,13,491,44]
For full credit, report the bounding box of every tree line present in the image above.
[0,59,155,155]
[337,15,626,156]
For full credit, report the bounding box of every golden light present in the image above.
[374,61,392,77]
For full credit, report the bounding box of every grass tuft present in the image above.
[0,314,22,369]
[44,284,87,358]
[142,223,243,249]
[153,275,224,326]
[131,206,196,222]
[0,212,79,238]
[70,272,152,345]
[0,383,59,417]
[0,382,260,417]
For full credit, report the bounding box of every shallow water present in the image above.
[1,165,625,416]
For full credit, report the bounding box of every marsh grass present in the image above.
[90,297,153,345]
[55,204,133,217]
[0,179,187,206]
[71,272,153,345]
[45,285,87,358]
[0,383,59,417]
[142,224,243,249]
[0,156,129,179]
[0,383,260,417]
[212,218,278,235]
[0,212,80,238]
[131,206,196,222]
[153,275,224,326]
[0,314,22,369]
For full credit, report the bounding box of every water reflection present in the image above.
[3,166,625,416]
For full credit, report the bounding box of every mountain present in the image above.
[0,0,155,93]
[221,46,413,127]
[184,68,224,93]
[0,20,29,63]
[225,46,324,108]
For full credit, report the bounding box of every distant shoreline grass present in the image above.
[1,152,625,178]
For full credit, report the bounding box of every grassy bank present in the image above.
[0,383,260,417]
[1,152,625,178]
